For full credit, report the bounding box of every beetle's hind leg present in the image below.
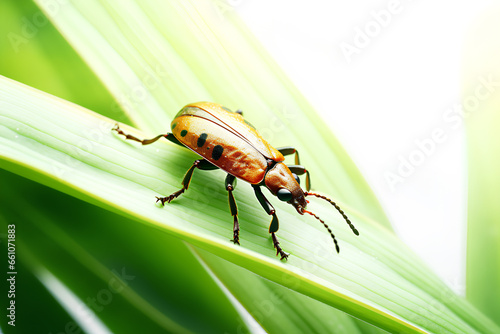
[225,174,240,245]
[253,185,289,260]
[156,159,218,205]
[112,124,182,146]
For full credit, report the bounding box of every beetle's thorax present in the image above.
[264,163,307,213]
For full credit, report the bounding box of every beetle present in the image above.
[112,102,359,260]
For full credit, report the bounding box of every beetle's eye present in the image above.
[277,188,293,202]
[292,173,300,185]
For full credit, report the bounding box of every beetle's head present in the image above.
[265,162,359,253]
[264,163,307,213]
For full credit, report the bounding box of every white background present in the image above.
[235,0,496,294]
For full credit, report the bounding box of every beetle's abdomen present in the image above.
[172,116,268,184]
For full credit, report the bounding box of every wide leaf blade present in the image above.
[1,76,499,333]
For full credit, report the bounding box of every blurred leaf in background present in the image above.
[0,0,130,124]
[464,6,500,327]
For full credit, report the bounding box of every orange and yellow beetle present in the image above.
[113,102,358,260]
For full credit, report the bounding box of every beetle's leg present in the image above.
[287,165,311,191]
[277,147,312,189]
[276,146,301,165]
[253,185,289,260]
[112,124,182,147]
[225,174,240,245]
[156,159,218,205]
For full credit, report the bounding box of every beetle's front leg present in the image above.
[253,185,289,260]
[277,147,312,190]
[225,174,240,245]
[156,159,218,205]
[276,146,301,165]
[287,165,311,191]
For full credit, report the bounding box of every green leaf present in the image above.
[33,0,390,228]
[463,8,500,326]
[0,170,249,333]
[3,0,500,332]
[0,0,130,124]
[193,248,387,334]
[2,75,499,333]
[2,1,375,332]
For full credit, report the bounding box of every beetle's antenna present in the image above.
[303,210,340,253]
[304,192,359,236]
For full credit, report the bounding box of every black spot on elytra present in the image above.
[180,130,188,137]
[212,145,224,160]
[197,133,208,147]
